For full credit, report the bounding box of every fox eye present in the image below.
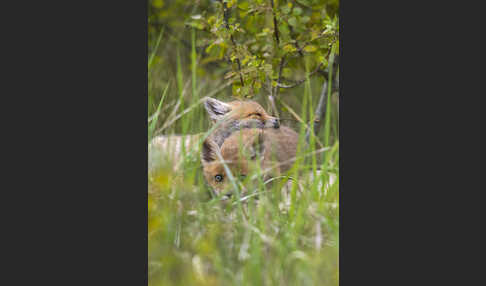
[214,174,224,182]
[248,112,261,117]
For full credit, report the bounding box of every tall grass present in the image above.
[148,27,339,286]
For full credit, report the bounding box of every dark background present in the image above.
[1,0,483,284]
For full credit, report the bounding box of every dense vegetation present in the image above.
[148,0,339,285]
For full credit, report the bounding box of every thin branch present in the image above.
[268,95,279,117]
[276,63,323,89]
[270,0,280,45]
[270,0,282,117]
[273,31,334,91]
[220,0,244,86]
[288,25,304,57]
[295,34,327,54]
[306,81,328,142]
[276,56,286,87]
[293,0,313,9]
[266,76,279,118]
[324,37,338,61]
[270,55,285,117]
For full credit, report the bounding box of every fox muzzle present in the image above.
[266,117,280,129]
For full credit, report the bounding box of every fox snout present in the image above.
[266,117,280,129]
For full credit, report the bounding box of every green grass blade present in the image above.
[148,27,164,70]
[148,83,169,140]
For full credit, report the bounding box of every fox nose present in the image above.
[273,118,280,129]
[222,192,233,199]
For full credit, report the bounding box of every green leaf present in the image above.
[304,45,318,52]
[296,0,311,6]
[227,0,236,8]
[152,0,164,9]
[288,17,298,27]
[281,4,291,14]
[241,55,250,65]
[283,44,297,53]
[283,68,292,77]
[293,7,303,16]
[241,86,250,96]
[185,21,205,30]
[207,15,217,25]
[263,64,273,74]
[237,2,249,10]
[254,81,262,89]
[319,55,328,67]
[205,43,216,54]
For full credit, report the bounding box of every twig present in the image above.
[220,0,244,86]
[288,25,304,57]
[270,0,280,45]
[276,63,323,89]
[268,94,279,118]
[269,0,281,117]
[265,76,278,117]
[306,81,328,142]
[324,38,338,61]
[274,56,286,93]
[294,0,313,9]
[294,33,328,55]
[305,48,339,142]
[268,56,284,117]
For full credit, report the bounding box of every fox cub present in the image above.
[201,126,299,195]
[149,97,280,172]
[203,97,280,146]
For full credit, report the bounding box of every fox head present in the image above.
[201,129,269,196]
[204,97,280,130]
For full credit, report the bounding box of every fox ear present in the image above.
[248,132,265,160]
[204,97,232,121]
[201,138,219,164]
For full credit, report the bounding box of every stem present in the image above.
[270,0,280,45]
[306,81,327,142]
[221,0,244,87]
[323,43,336,152]
[270,0,282,117]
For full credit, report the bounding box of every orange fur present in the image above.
[201,126,299,195]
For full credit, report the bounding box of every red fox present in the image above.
[203,97,280,146]
[201,126,299,196]
[149,97,280,172]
